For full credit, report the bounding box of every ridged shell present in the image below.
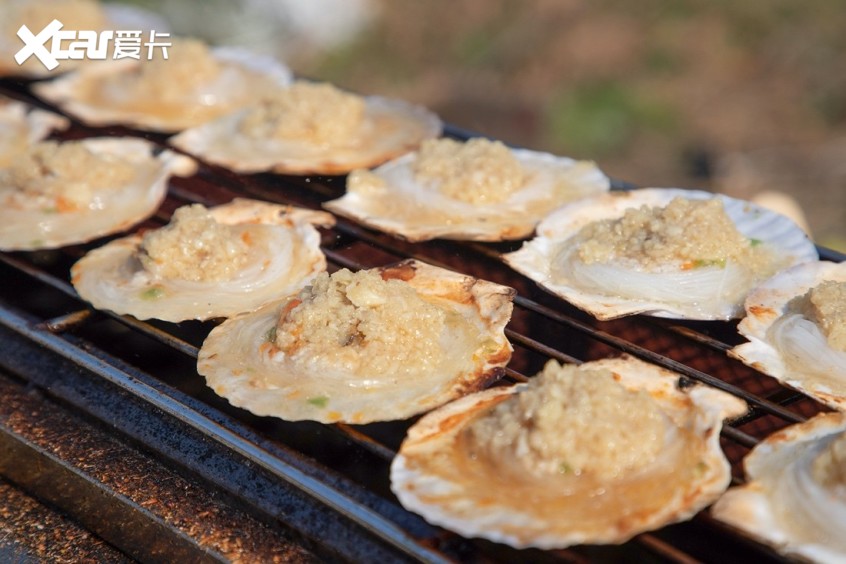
[712,412,846,563]
[730,260,846,410]
[197,260,515,424]
[71,199,334,322]
[390,355,746,549]
[0,98,68,166]
[323,147,609,242]
[170,96,442,175]
[34,46,293,132]
[0,137,195,251]
[503,188,818,320]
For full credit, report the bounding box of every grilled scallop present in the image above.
[0,137,195,251]
[0,98,68,168]
[730,260,846,410]
[34,38,293,132]
[72,199,334,322]
[171,81,442,175]
[390,356,746,549]
[712,412,846,563]
[324,137,609,242]
[197,260,515,424]
[503,188,818,320]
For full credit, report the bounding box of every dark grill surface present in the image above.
[1,78,844,563]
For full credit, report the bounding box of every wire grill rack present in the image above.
[1,78,843,562]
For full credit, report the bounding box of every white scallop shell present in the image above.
[170,95,442,175]
[197,260,515,424]
[390,355,746,549]
[730,261,846,410]
[0,98,69,167]
[71,199,334,322]
[34,46,293,132]
[323,146,609,242]
[712,412,846,563]
[0,137,196,251]
[503,188,818,320]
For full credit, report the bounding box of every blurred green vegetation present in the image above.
[545,81,679,157]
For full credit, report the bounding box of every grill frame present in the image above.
[1,76,843,562]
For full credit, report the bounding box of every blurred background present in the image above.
[134,0,846,251]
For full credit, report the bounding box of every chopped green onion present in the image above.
[307,396,329,408]
[692,258,727,269]
[140,287,165,300]
[264,326,277,343]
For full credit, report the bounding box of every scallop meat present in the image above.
[0,137,195,251]
[712,412,846,563]
[391,355,746,549]
[324,136,609,241]
[71,198,334,322]
[730,260,846,410]
[503,188,818,320]
[197,260,515,424]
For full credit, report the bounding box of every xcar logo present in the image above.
[15,19,171,71]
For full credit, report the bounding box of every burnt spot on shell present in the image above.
[749,305,776,317]
[379,260,417,282]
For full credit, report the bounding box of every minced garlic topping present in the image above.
[811,432,846,496]
[238,82,365,145]
[0,141,135,210]
[275,269,448,376]
[802,280,846,352]
[123,39,222,104]
[139,204,248,282]
[462,360,667,481]
[346,169,386,195]
[577,197,759,269]
[412,138,525,204]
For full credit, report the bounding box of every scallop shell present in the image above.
[71,199,334,322]
[712,412,846,563]
[170,96,442,175]
[0,137,196,251]
[33,46,293,132]
[323,146,609,242]
[390,355,746,549]
[503,188,818,320]
[730,261,846,410]
[197,260,515,424]
[0,98,69,167]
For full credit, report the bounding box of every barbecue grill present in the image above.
[1,76,843,563]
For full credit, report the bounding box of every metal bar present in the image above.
[0,253,79,298]
[114,314,202,359]
[334,424,397,462]
[649,321,734,353]
[505,328,583,365]
[636,533,704,564]
[721,426,759,449]
[40,310,93,333]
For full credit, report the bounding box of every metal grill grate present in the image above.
[1,77,843,562]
